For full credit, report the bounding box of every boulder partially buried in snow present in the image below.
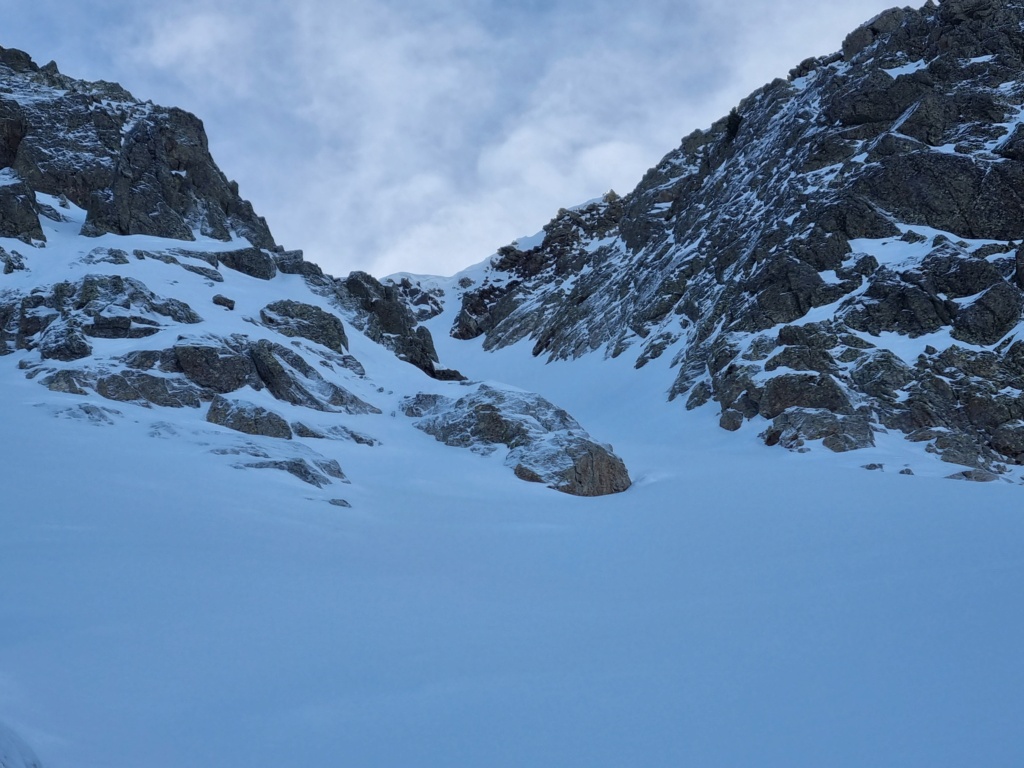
[401,384,630,497]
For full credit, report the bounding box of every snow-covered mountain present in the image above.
[2,2,1023,766]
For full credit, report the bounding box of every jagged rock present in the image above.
[850,350,915,400]
[37,318,91,361]
[95,371,204,408]
[274,249,324,278]
[0,247,26,274]
[0,52,275,248]
[947,469,999,482]
[249,339,379,414]
[0,171,43,243]
[990,422,1024,464]
[758,373,853,420]
[218,247,277,280]
[40,368,92,395]
[206,395,292,439]
[292,422,326,439]
[402,385,630,496]
[763,346,836,373]
[841,272,955,337]
[761,408,874,452]
[181,263,224,282]
[334,271,463,380]
[915,250,1004,298]
[951,281,1022,346]
[243,459,332,487]
[260,300,349,352]
[175,340,261,393]
[719,409,744,431]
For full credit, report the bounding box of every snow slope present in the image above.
[1,210,1023,767]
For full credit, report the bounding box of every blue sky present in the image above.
[6,0,896,277]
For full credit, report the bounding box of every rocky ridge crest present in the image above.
[411,0,1024,477]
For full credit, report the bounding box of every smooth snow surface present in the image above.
[1,214,1023,767]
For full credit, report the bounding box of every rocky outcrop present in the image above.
[401,384,630,496]
[0,48,274,248]
[3,274,203,363]
[259,300,349,353]
[206,395,292,439]
[332,271,464,380]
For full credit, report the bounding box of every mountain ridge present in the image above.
[392,0,1024,479]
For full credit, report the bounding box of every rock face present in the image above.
[206,395,292,439]
[401,384,631,496]
[0,46,274,247]
[395,0,1024,474]
[331,271,464,381]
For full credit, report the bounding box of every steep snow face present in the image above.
[413,0,1024,475]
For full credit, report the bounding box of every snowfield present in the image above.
[1,208,1023,767]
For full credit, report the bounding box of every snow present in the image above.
[2,204,1024,768]
[882,60,929,78]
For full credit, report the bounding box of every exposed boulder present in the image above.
[260,300,349,352]
[206,395,292,439]
[761,408,875,453]
[242,458,346,488]
[0,171,44,243]
[401,384,630,497]
[174,338,261,393]
[95,371,204,408]
[758,373,853,420]
[217,247,277,280]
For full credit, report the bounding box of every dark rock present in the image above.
[761,408,874,453]
[0,247,26,274]
[260,300,349,352]
[841,272,955,337]
[403,384,630,496]
[334,271,462,380]
[248,339,379,414]
[990,423,1024,464]
[218,248,277,280]
[719,409,744,432]
[40,368,92,395]
[175,340,260,393]
[763,346,836,373]
[850,350,914,400]
[0,172,44,243]
[243,459,330,487]
[946,469,999,482]
[951,281,1022,346]
[212,294,235,310]
[37,318,91,361]
[275,249,324,278]
[758,374,853,419]
[95,371,203,408]
[206,395,292,439]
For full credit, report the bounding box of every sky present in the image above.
[5,0,898,278]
